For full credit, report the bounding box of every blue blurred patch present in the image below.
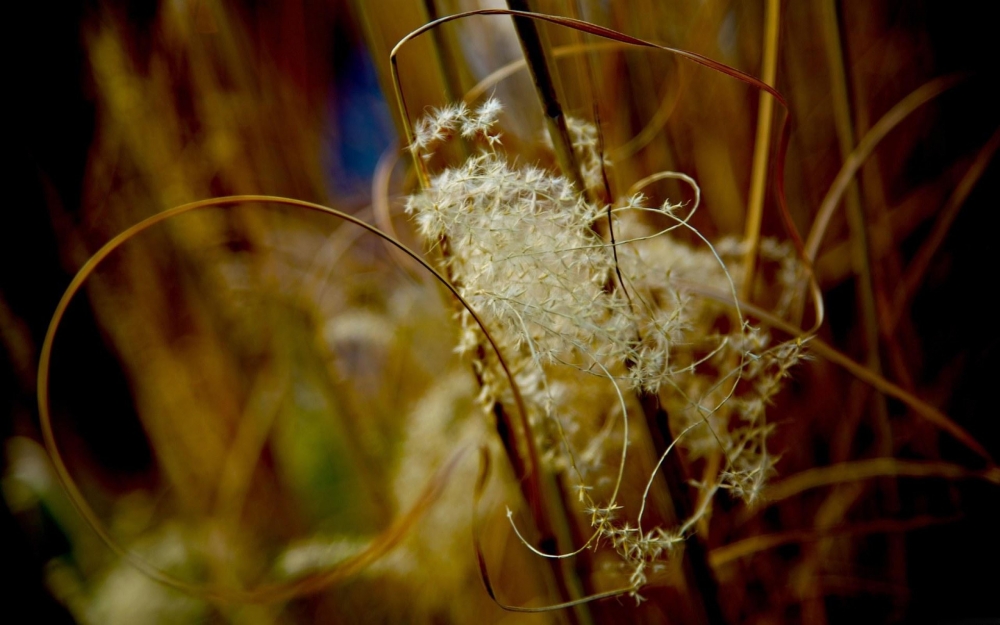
[325,45,397,197]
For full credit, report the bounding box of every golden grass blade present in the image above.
[371,144,425,278]
[763,458,1000,505]
[463,41,625,105]
[710,514,961,567]
[740,0,781,301]
[804,74,966,262]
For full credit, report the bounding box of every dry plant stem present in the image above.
[795,74,964,332]
[506,0,588,194]
[813,158,967,288]
[803,74,965,263]
[463,41,627,105]
[617,173,725,620]
[36,195,517,603]
[821,0,882,351]
[726,0,778,569]
[212,363,289,521]
[562,2,599,135]
[889,125,1000,331]
[762,458,1000,504]
[609,59,684,162]
[372,145,425,279]
[710,514,962,567]
[639,394,728,625]
[422,0,464,105]
[740,0,780,301]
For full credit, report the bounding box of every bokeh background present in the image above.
[5,1,998,623]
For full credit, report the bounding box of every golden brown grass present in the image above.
[4,2,998,624]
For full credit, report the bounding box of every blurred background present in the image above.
[4,1,998,623]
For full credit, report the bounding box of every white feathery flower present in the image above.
[404,99,806,591]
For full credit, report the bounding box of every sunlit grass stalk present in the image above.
[740,0,780,301]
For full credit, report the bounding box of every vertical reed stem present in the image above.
[639,393,728,625]
[506,1,588,193]
[741,0,780,300]
[422,0,465,104]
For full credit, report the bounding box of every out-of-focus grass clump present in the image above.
[3,1,998,624]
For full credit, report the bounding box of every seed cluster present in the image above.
[406,99,806,598]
